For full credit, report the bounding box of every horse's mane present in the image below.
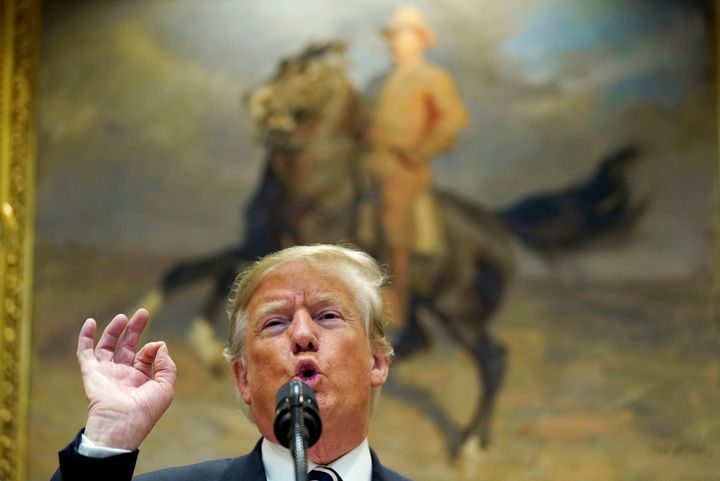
[276,40,348,77]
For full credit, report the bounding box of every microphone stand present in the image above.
[290,399,309,481]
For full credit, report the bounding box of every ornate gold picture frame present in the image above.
[0,1,39,481]
[2,1,719,481]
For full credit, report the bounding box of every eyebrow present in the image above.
[254,299,291,321]
[309,292,358,322]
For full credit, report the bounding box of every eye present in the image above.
[261,317,288,331]
[315,310,344,323]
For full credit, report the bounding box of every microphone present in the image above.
[274,380,322,481]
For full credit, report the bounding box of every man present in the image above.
[51,244,411,481]
[365,6,469,325]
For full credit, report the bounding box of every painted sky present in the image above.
[501,0,709,109]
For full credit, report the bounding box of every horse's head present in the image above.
[243,40,363,247]
[244,40,357,146]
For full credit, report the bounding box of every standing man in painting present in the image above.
[51,244,411,481]
[365,6,469,325]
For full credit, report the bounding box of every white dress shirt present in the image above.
[262,437,372,481]
[78,433,132,458]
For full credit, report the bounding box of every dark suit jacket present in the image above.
[51,431,413,481]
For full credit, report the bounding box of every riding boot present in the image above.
[387,245,411,327]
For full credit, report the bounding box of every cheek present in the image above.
[247,345,284,378]
[244,362,281,416]
[244,343,286,388]
[338,340,375,378]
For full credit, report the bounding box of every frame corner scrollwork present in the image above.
[0,0,40,480]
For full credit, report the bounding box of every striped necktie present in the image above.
[308,466,343,481]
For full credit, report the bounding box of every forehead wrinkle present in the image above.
[309,291,346,308]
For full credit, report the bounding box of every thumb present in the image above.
[153,343,177,388]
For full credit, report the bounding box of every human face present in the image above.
[233,260,389,449]
[388,28,426,64]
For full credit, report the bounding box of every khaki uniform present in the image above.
[367,61,468,251]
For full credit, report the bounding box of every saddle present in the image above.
[356,185,446,257]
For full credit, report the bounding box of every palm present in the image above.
[86,360,166,413]
[77,309,176,450]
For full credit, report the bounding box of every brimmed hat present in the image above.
[383,6,437,47]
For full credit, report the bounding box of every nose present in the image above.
[289,309,319,354]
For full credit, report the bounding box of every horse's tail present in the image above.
[495,144,646,253]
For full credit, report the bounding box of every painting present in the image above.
[1,0,717,480]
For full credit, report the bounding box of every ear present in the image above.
[232,359,252,405]
[370,351,390,388]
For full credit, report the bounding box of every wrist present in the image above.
[84,416,145,451]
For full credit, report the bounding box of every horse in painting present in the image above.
[143,40,642,456]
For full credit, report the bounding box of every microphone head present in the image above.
[273,380,322,449]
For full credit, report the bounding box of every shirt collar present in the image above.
[262,437,372,481]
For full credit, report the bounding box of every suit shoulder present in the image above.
[380,465,415,481]
[134,457,235,481]
[134,438,265,481]
[370,448,415,481]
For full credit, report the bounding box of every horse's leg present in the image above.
[187,265,240,374]
[134,246,247,317]
[132,288,165,317]
[128,260,205,319]
[460,332,507,451]
[392,295,431,359]
[458,260,508,451]
[423,256,508,457]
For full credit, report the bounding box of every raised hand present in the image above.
[77,309,176,450]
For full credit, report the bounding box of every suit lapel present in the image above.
[370,447,388,481]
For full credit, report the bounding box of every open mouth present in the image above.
[294,360,319,383]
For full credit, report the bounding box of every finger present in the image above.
[133,341,164,378]
[77,318,97,361]
[153,343,177,388]
[113,309,150,365]
[94,313,129,362]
